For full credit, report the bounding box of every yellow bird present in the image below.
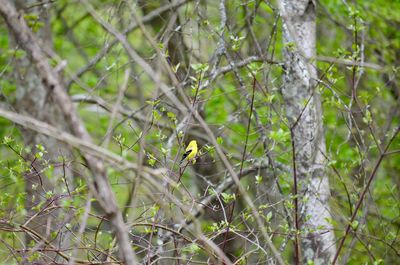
[179,140,198,165]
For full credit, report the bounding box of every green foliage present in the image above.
[0,0,399,263]
[204,87,230,124]
[221,192,236,204]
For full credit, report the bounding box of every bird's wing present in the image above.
[180,148,192,163]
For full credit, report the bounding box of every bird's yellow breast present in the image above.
[186,140,198,160]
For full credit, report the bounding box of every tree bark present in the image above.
[279,0,336,264]
[8,1,74,262]
[0,1,137,264]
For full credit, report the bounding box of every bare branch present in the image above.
[0,2,136,262]
[316,55,384,71]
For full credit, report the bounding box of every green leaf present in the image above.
[191,63,209,73]
[269,128,290,142]
[221,192,236,204]
[265,211,273,222]
[350,220,359,230]
[255,175,262,184]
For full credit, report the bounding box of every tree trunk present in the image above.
[10,0,74,262]
[279,0,336,264]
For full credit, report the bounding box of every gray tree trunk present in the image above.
[279,0,336,264]
[1,1,138,263]
[10,1,74,262]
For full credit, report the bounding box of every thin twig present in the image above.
[332,126,400,264]
[102,68,131,147]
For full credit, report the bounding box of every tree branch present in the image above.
[0,2,137,263]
